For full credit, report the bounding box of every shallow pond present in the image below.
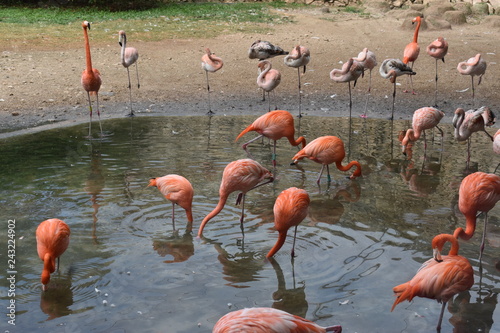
[0,114,499,333]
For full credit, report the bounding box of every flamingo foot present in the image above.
[126,111,135,117]
[206,110,215,116]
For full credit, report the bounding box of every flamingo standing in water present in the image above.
[391,233,474,331]
[235,110,306,167]
[257,60,281,111]
[201,48,224,115]
[248,40,288,60]
[213,307,342,332]
[353,48,377,118]
[402,16,422,94]
[266,187,310,258]
[291,135,362,184]
[379,58,416,120]
[197,159,273,238]
[118,30,139,117]
[401,106,445,154]
[148,175,194,225]
[457,53,487,107]
[284,45,311,118]
[330,58,364,118]
[426,37,448,106]
[454,172,500,261]
[36,219,71,291]
[81,21,102,137]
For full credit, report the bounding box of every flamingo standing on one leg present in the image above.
[257,60,281,112]
[148,175,194,226]
[248,40,288,60]
[81,21,102,138]
[426,37,448,107]
[213,307,342,333]
[284,45,311,118]
[402,16,422,94]
[391,233,474,332]
[118,30,139,117]
[329,58,364,119]
[353,48,377,118]
[457,53,487,107]
[266,187,310,258]
[291,135,362,184]
[36,219,71,291]
[197,159,273,238]
[379,58,416,120]
[454,172,500,261]
[201,48,224,116]
[235,110,306,167]
[401,106,445,154]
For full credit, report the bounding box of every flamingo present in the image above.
[257,60,281,111]
[201,48,224,115]
[453,172,500,261]
[379,58,416,120]
[248,40,288,60]
[452,106,495,165]
[284,45,311,118]
[266,187,310,258]
[291,135,362,184]
[197,159,273,238]
[329,58,364,118]
[401,107,445,154]
[36,219,71,291]
[235,110,306,167]
[391,234,474,332]
[353,48,377,118]
[457,53,487,106]
[118,30,139,117]
[213,307,342,333]
[148,175,194,225]
[402,16,422,94]
[81,21,102,137]
[426,37,448,106]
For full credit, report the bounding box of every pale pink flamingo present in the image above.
[248,40,288,60]
[201,48,223,115]
[379,58,416,120]
[330,58,364,118]
[457,53,487,106]
[454,172,500,261]
[401,107,445,154]
[118,30,139,117]
[391,234,474,331]
[353,48,377,118]
[235,110,306,166]
[426,37,448,106]
[402,16,422,94]
[213,307,342,333]
[197,159,273,238]
[284,45,311,118]
[257,60,281,111]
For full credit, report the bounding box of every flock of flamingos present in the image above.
[32,16,500,332]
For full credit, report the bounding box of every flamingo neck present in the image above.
[413,18,421,43]
[257,64,270,84]
[266,232,287,258]
[41,253,55,285]
[433,234,460,256]
[453,110,468,141]
[287,135,306,148]
[120,34,127,63]
[335,160,362,179]
[83,26,93,73]
[453,214,476,241]
[197,194,228,237]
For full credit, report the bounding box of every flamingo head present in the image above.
[147,178,158,188]
[412,16,422,24]
[118,30,126,46]
[82,21,90,30]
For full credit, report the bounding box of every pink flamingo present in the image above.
[257,60,281,111]
[379,58,416,120]
[330,58,364,118]
[197,159,273,238]
[148,175,194,225]
[457,53,487,106]
[426,37,448,106]
[284,45,311,118]
[402,16,422,94]
[353,48,377,118]
[201,48,223,115]
[401,107,445,154]
[118,30,139,117]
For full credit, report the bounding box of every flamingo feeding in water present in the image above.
[402,16,422,94]
[457,53,487,107]
[248,40,288,60]
[257,60,281,111]
[213,307,342,333]
[379,58,416,120]
[284,45,311,118]
[201,48,223,115]
[454,172,500,261]
[391,233,474,332]
[197,159,273,238]
[118,30,139,117]
[426,37,448,106]
[266,187,310,258]
[330,58,364,118]
[291,135,362,184]
[353,48,377,118]
[400,106,445,154]
[81,21,102,137]
[235,110,306,167]
[36,219,71,291]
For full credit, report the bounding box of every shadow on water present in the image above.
[0,115,499,332]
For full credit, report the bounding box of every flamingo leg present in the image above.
[242,134,264,152]
[348,81,352,119]
[205,71,214,116]
[436,301,447,332]
[272,140,277,167]
[291,225,298,258]
[471,75,475,107]
[467,137,471,168]
[434,59,438,107]
[316,164,326,184]
[86,91,93,137]
[171,202,176,227]
[479,212,488,262]
[135,61,140,89]
[96,93,103,137]
[127,67,134,117]
[360,69,372,119]
[297,67,303,118]
[326,164,331,183]
[239,193,246,236]
[391,80,396,121]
